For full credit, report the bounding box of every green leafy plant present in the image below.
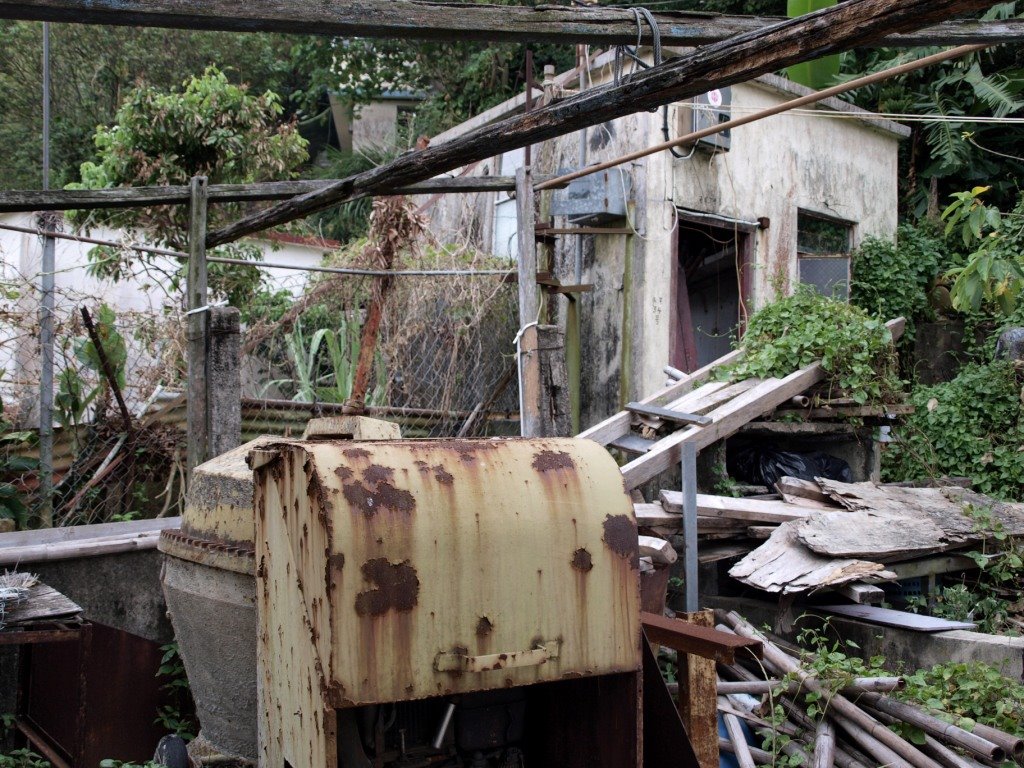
[68,66,308,307]
[722,287,901,404]
[907,503,1024,634]
[943,188,1024,315]
[155,643,197,742]
[883,360,1024,500]
[851,223,953,349]
[263,317,386,406]
[899,661,1024,739]
[0,401,37,529]
[0,750,50,768]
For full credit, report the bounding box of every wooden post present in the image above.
[676,610,719,768]
[516,167,542,437]
[186,175,209,478]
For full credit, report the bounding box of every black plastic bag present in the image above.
[727,446,852,488]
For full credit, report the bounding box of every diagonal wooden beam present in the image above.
[0,0,1016,48]
[206,0,996,248]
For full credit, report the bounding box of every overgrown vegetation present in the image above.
[68,67,308,306]
[905,503,1024,632]
[840,3,1024,216]
[851,223,953,348]
[722,287,901,404]
[883,360,1024,500]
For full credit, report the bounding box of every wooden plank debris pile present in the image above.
[728,478,1024,603]
[581,318,906,492]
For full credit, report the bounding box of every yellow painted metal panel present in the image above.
[256,437,640,709]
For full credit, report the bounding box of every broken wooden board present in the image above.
[801,480,1024,561]
[835,582,886,605]
[620,321,904,490]
[795,509,949,562]
[626,402,712,427]
[776,477,833,504]
[728,523,896,595]
[3,583,82,626]
[661,490,811,524]
[815,604,975,632]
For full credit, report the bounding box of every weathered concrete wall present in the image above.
[422,54,905,431]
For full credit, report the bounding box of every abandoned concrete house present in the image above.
[423,51,910,429]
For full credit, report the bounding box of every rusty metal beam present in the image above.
[641,612,763,664]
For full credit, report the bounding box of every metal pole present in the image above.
[681,442,699,613]
[38,21,55,527]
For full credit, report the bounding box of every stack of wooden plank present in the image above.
[635,473,1024,613]
[579,319,908,578]
[579,317,906,493]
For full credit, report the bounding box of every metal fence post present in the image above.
[37,23,54,527]
[681,442,699,613]
[186,176,209,479]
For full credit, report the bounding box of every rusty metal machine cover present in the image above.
[252,437,641,767]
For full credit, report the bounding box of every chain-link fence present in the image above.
[0,201,521,531]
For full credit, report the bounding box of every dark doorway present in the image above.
[672,215,752,371]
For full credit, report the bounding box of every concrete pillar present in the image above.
[207,306,241,459]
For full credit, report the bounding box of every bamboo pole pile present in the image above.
[710,611,1024,768]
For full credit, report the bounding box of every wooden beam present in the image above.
[186,176,209,477]
[0,0,1015,48]
[661,490,810,523]
[205,0,992,247]
[0,176,526,213]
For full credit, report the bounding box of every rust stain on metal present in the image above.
[476,616,493,637]
[342,465,416,517]
[334,466,354,481]
[343,447,371,459]
[532,449,576,472]
[433,465,454,485]
[602,514,638,568]
[354,558,420,616]
[571,547,594,572]
[362,464,395,485]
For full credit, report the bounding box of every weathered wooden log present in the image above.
[857,693,1005,763]
[813,717,837,768]
[968,722,1024,759]
[719,737,772,766]
[717,677,905,696]
[867,706,983,768]
[0,0,1016,48]
[720,697,758,768]
[205,0,994,247]
[722,612,942,768]
[0,176,531,213]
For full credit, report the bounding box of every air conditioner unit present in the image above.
[550,167,632,224]
[677,87,732,153]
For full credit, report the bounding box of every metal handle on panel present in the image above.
[434,641,560,674]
